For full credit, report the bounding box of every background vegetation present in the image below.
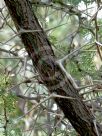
[0,0,102,135]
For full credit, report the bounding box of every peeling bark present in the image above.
[4,0,102,135]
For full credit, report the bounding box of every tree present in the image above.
[1,0,102,135]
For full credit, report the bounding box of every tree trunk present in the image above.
[4,0,102,135]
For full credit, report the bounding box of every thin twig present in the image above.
[15,93,76,122]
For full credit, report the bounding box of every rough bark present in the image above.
[4,0,102,135]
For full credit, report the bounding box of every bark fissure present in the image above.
[4,0,102,135]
